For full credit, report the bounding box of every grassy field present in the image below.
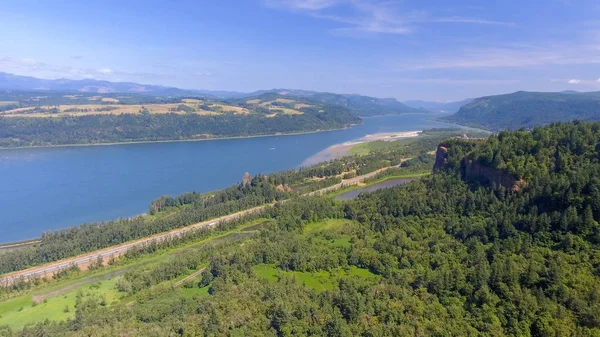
[0,278,120,329]
[302,218,349,234]
[0,102,233,117]
[253,264,379,292]
[349,137,419,156]
[245,97,310,115]
[0,99,314,118]
[252,219,375,292]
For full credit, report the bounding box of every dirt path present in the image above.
[0,240,40,253]
[174,268,206,287]
[31,269,129,303]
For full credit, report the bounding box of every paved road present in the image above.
[0,207,263,286]
[0,164,403,286]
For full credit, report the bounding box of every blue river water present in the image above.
[334,178,418,201]
[0,113,454,242]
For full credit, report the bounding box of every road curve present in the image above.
[1,164,405,286]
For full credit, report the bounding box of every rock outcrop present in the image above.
[463,158,524,191]
[433,141,524,191]
[433,144,449,171]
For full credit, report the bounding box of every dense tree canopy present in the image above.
[442,91,600,131]
[6,124,599,336]
[0,106,360,148]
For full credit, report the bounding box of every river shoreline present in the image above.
[0,124,360,151]
[301,131,421,166]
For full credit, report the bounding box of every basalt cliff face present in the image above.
[463,158,525,191]
[434,144,449,171]
[434,142,524,191]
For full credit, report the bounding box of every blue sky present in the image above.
[1,0,599,101]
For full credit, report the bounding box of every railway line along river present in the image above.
[0,113,456,242]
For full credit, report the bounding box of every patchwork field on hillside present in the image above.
[245,97,311,115]
[0,102,250,117]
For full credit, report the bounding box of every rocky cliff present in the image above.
[433,144,449,171]
[434,141,524,191]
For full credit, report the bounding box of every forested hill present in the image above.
[0,72,425,116]
[245,89,425,116]
[440,91,600,130]
[403,98,473,113]
[306,92,423,116]
[0,92,361,148]
[3,122,600,336]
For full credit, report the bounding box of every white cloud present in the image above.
[392,42,600,70]
[597,78,600,83]
[344,77,519,85]
[268,0,342,10]
[0,57,163,81]
[265,0,513,36]
[430,16,516,27]
[568,79,581,84]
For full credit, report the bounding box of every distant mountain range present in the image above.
[0,72,244,98]
[241,89,423,117]
[0,72,427,117]
[441,91,600,131]
[402,99,473,113]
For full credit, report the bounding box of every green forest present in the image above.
[0,129,471,276]
[0,107,359,148]
[2,123,600,336]
[0,91,363,148]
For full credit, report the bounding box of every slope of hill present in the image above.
[247,89,425,116]
[0,72,245,97]
[441,91,600,130]
[2,121,600,336]
[403,98,473,113]
[0,91,360,148]
[0,73,430,116]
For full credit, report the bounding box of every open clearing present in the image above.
[250,220,375,292]
[101,97,119,103]
[0,97,316,118]
[253,264,379,292]
[0,278,120,329]
[246,97,310,115]
[0,102,251,117]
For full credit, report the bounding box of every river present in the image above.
[334,178,418,201]
[0,113,454,242]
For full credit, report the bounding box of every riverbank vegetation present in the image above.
[2,122,600,335]
[0,92,360,148]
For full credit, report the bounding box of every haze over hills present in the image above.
[246,89,423,117]
[403,98,473,113]
[0,72,428,117]
[0,72,244,98]
[441,90,600,131]
[8,72,600,131]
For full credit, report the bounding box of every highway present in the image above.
[0,164,404,286]
[0,207,264,286]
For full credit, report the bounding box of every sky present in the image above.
[1,0,599,101]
